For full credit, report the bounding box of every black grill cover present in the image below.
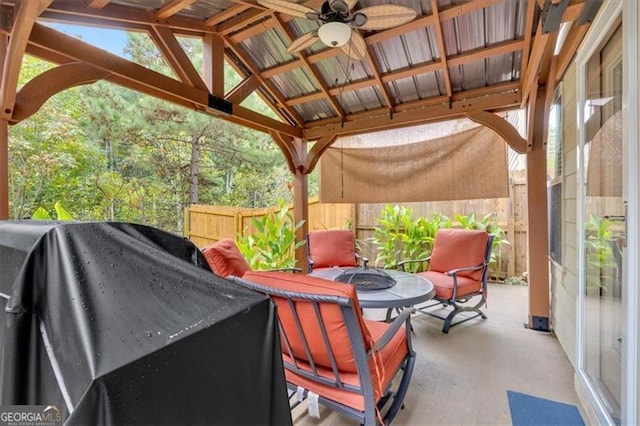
[0,221,291,425]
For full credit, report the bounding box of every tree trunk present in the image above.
[189,134,201,204]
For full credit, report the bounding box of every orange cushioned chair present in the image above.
[398,229,493,333]
[231,271,415,425]
[202,238,300,278]
[306,230,367,273]
[202,238,252,278]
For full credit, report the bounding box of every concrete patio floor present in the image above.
[292,282,582,425]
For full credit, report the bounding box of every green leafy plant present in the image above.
[585,214,616,294]
[32,202,74,220]
[372,205,449,272]
[455,212,509,267]
[236,200,305,270]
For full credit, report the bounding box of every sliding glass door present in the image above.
[576,1,637,424]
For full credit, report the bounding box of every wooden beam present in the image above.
[0,0,51,120]
[465,110,527,154]
[292,138,309,271]
[303,135,337,173]
[0,33,8,219]
[554,22,588,82]
[202,32,225,97]
[225,41,304,126]
[149,25,208,90]
[282,39,523,107]
[88,0,111,9]
[303,90,521,139]
[448,39,524,67]
[11,62,109,123]
[269,131,301,174]
[430,0,452,98]
[520,21,552,107]
[205,4,250,27]
[526,84,550,330]
[38,1,214,35]
[225,75,260,104]
[16,22,301,137]
[216,9,271,36]
[155,0,197,20]
[520,0,537,84]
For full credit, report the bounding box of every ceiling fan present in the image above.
[257,0,417,61]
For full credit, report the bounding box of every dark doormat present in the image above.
[507,390,585,426]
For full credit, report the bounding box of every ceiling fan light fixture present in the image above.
[318,22,352,47]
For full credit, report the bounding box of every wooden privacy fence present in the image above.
[185,170,528,279]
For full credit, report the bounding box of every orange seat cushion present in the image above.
[428,229,489,281]
[243,271,372,373]
[202,238,251,278]
[418,270,482,300]
[308,230,358,268]
[283,319,408,412]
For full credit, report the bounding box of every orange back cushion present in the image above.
[243,271,372,373]
[308,230,357,268]
[428,229,489,281]
[202,238,251,277]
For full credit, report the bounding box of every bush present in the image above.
[371,205,508,275]
[236,200,305,270]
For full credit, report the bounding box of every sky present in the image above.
[48,23,129,57]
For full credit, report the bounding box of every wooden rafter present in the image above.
[520,0,537,84]
[283,39,523,107]
[0,0,51,120]
[205,4,250,27]
[149,25,208,91]
[88,0,111,9]
[224,42,305,127]
[303,90,521,139]
[520,20,551,107]
[37,1,214,35]
[155,0,197,20]
[8,21,300,137]
[225,75,260,104]
[216,9,271,36]
[271,15,344,118]
[430,0,452,98]
[554,22,588,83]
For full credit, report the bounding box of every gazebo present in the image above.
[0,0,598,331]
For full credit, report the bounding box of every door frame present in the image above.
[575,1,638,424]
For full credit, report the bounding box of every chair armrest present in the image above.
[396,257,430,271]
[369,308,415,354]
[445,263,484,276]
[269,267,302,273]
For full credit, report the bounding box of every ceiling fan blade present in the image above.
[344,0,358,11]
[355,5,417,31]
[340,31,367,61]
[286,32,319,54]
[257,0,317,19]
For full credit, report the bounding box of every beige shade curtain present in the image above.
[320,125,509,203]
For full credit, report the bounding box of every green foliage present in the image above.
[454,212,509,266]
[372,205,509,276]
[32,202,74,220]
[585,214,616,293]
[236,201,305,270]
[372,205,449,272]
[10,38,306,233]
